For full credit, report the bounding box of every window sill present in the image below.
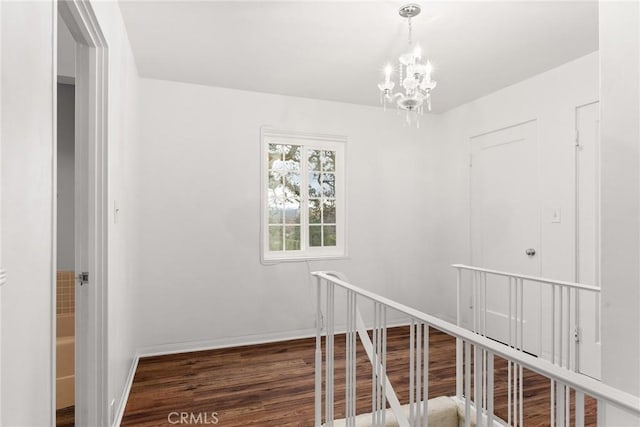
[261,254,349,265]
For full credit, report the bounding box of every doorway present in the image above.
[56,13,77,427]
[56,1,108,426]
[470,119,542,356]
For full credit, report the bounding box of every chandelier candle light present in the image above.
[378,3,437,127]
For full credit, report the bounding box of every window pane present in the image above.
[322,150,335,172]
[308,149,321,171]
[272,145,300,180]
[268,171,283,191]
[322,173,335,198]
[323,225,336,247]
[268,202,283,224]
[285,226,300,250]
[285,206,300,224]
[268,144,282,169]
[284,174,300,200]
[309,225,322,247]
[309,199,321,224]
[309,172,322,197]
[269,226,283,251]
[323,199,336,223]
[284,144,301,163]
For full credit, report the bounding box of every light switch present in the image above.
[551,208,561,223]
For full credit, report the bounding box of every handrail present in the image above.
[312,271,640,418]
[451,264,600,292]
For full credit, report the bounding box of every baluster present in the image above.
[515,277,519,351]
[464,341,471,427]
[351,295,357,426]
[565,288,571,427]
[423,325,429,427]
[519,278,524,352]
[559,283,564,367]
[416,322,422,426]
[519,364,523,427]
[372,302,378,427]
[482,273,488,420]
[509,277,513,348]
[507,276,517,425]
[345,291,350,427]
[575,391,585,427]
[409,320,415,426]
[483,272,488,338]
[326,282,335,426]
[550,284,556,427]
[382,305,387,427]
[345,290,356,427]
[456,269,463,400]
[508,359,512,426]
[556,381,565,427]
[472,271,477,333]
[315,278,322,427]
[474,345,483,427]
[487,352,494,426]
[551,284,556,364]
[519,279,524,427]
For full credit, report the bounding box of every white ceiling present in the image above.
[118,1,598,113]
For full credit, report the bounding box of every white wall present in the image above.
[432,52,599,335]
[89,1,141,424]
[133,78,440,353]
[599,1,640,423]
[1,1,55,425]
[57,83,75,271]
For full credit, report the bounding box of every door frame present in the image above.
[573,100,601,377]
[56,1,109,425]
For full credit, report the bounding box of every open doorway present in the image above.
[55,13,77,427]
[56,1,109,425]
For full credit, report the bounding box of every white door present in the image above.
[471,120,541,355]
[575,102,601,379]
[74,43,92,424]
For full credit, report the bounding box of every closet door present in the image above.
[471,120,542,355]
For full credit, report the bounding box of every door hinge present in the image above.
[574,130,580,148]
[573,327,581,343]
[77,271,89,286]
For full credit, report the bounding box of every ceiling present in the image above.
[118,1,598,113]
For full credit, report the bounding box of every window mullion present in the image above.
[301,146,308,251]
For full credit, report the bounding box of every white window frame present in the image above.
[260,128,347,263]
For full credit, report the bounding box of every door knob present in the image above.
[525,248,536,257]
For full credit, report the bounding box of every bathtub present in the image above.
[56,313,75,410]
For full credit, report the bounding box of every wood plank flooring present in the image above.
[56,406,74,427]
[122,327,596,426]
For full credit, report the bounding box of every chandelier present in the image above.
[377,4,437,127]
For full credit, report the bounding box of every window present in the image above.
[261,129,346,262]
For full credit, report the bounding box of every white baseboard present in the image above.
[112,355,139,427]
[137,327,318,358]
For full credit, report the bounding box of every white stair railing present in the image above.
[452,264,602,425]
[313,270,640,427]
[316,272,410,427]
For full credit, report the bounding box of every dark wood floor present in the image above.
[122,327,596,426]
[56,405,74,427]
